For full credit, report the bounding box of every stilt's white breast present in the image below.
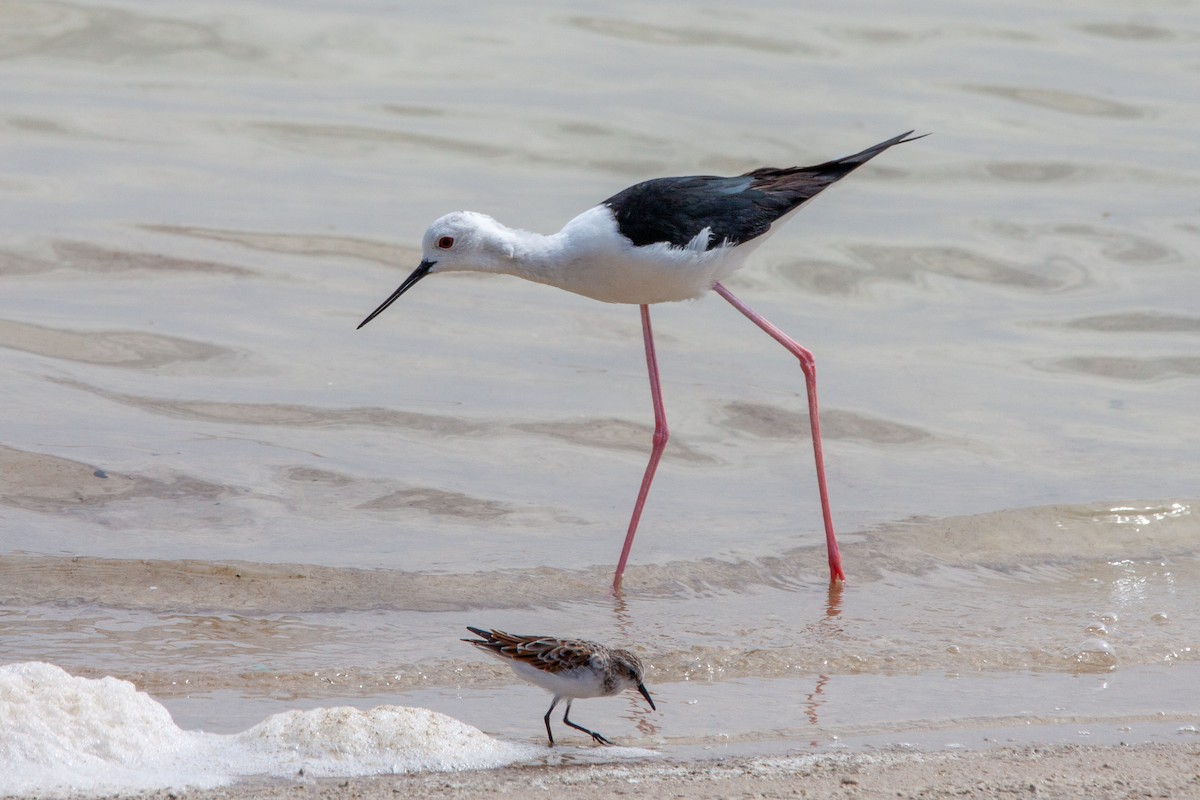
[511,206,757,305]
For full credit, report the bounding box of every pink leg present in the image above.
[612,304,669,592]
[712,282,845,584]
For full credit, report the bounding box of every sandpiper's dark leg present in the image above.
[612,303,670,593]
[562,699,614,745]
[712,282,845,584]
[543,696,561,747]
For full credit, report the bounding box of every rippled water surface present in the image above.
[2,0,1198,769]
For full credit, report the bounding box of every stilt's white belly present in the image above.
[531,206,763,305]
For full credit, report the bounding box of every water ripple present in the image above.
[961,85,1145,118]
[0,320,227,368]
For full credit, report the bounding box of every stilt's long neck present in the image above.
[457,206,613,298]
[492,224,572,289]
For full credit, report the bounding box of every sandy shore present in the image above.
[80,742,1198,800]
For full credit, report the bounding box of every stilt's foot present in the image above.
[829,561,847,584]
[825,579,844,617]
[591,731,615,746]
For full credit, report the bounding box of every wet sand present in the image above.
[94,743,1200,800]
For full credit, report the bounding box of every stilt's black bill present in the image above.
[356,259,435,329]
[637,682,656,711]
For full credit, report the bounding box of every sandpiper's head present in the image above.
[357,211,510,330]
[611,649,656,710]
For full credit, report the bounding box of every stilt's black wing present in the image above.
[602,131,926,249]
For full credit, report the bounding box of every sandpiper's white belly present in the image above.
[510,660,609,699]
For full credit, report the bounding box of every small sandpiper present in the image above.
[462,626,656,746]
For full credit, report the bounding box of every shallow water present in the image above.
[2,0,1199,793]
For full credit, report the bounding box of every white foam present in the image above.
[233,705,538,778]
[0,662,539,797]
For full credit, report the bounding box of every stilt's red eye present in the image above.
[437,236,455,249]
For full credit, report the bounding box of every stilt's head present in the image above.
[357,211,512,329]
[610,649,656,711]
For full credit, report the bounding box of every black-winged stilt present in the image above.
[359,131,927,591]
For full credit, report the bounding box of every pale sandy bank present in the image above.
[76,742,1199,800]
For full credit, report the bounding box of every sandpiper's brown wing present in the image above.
[463,627,602,674]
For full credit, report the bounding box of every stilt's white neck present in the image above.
[424,206,732,304]
[441,207,616,292]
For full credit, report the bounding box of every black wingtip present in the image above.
[897,130,931,144]
[464,626,492,640]
[837,130,929,166]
